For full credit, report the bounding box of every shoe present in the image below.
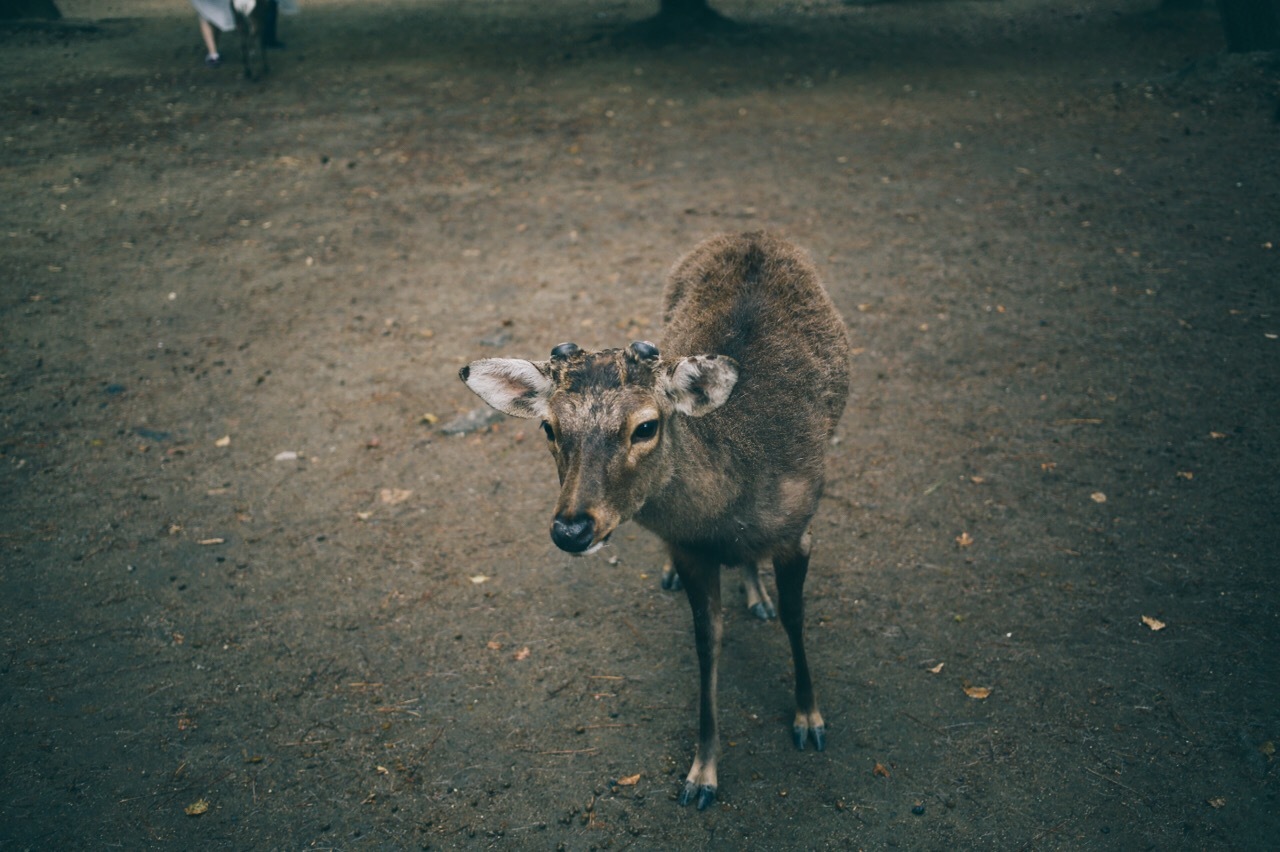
[205,54,221,68]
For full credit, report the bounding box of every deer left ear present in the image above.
[659,355,739,416]
[460,358,554,419]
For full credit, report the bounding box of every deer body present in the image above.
[461,232,849,809]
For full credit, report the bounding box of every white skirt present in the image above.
[191,0,299,34]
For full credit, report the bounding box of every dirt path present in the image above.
[2,0,1277,847]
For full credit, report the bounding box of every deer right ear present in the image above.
[659,355,739,417]
[460,358,553,419]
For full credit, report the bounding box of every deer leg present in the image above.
[672,549,722,810]
[740,560,776,621]
[774,531,825,751]
[660,557,681,591]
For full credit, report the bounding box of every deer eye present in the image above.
[541,421,556,442]
[631,419,659,443]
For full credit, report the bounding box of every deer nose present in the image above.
[551,513,596,553]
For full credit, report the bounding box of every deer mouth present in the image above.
[578,531,613,556]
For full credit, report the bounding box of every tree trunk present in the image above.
[0,0,61,19]
[659,0,720,22]
[1217,0,1280,51]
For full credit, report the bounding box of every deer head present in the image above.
[460,341,739,553]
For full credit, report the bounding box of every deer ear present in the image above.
[659,355,738,417]
[460,358,553,419]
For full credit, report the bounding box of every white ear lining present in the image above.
[462,358,553,419]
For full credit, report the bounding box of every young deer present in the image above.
[460,232,850,809]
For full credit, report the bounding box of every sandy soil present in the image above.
[2,0,1278,847]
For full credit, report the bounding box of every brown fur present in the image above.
[459,232,850,810]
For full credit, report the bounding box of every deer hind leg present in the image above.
[662,558,775,621]
[739,560,776,621]
[774,530,825,751]
[671,548,722,810]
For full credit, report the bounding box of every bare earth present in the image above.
[2,0,1277,847]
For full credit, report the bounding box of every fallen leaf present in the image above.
[1090,492,1108,504]
[1210,431,1228,440]
[274,450,299,462]
[955,531,975,548]
[513,646,531,661]
[1176,471,1194,480]
[198,538,225,546]
[928,662,945,674]
[380,488,413,505]
[1207,797,1226,809]
[184,799,210,816]
[1141,615,1166,631]
[421,413,439,425]
[469,575,489,585]
[963,686,992,699]
[376,765,389,775]
[873,762,891,778]
[355,511,373,521]
[616,773,641,786]
[215,435,231,447]
[486,640,503,651]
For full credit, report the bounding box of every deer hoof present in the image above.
[749,600,776,621]
[660,566,682,591]
[679,780,717,810]
[793,722,826,751]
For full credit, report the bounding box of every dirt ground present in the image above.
[2,0,1278,848]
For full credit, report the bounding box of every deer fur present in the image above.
[460,232,850,810]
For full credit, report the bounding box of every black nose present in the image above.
[551,514,596,553]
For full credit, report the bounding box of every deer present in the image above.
[459,232,850,810]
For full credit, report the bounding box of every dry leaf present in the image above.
[955,531,975,548]
[184,799,210,816]
[376,765,389,775]
[198,538,225,546]
[1141,615,1166,631]
[486,640,503,651]
[928,662,945,674]
[963,686,992,699]
[872,762,891,778]
[215,435,231,447]
[1176,471,1194,480]
[421,413,439,425]
[1209,431,1227,440]
[1207,797,1226,809]
[355,511,372,521]
[1090,492,1108,504]
[616,773,641,786]
[469,575,489,585]
[512,646,531,661]
[379,488,413,505]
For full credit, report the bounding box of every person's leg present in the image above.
[199,17,221,66]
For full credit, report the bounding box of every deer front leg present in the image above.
[774,531,825,751]
[672,549,722,810]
